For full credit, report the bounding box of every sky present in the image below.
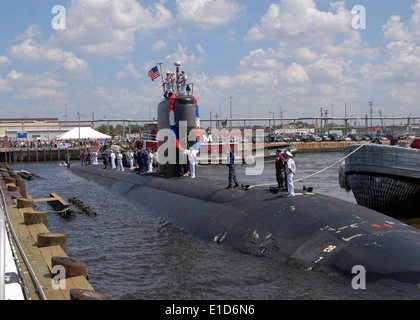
[1,0,420,124]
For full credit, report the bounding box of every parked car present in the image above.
[301,135,314,142]
[342,135,351,141]
[312,134,322,142]
[290,135,301,142]
[265,134,276,143]
[281,135,292,143]
[328,133,341,141]
[321,134,331,141]
[360,134,371,141]
[348,134,361,141]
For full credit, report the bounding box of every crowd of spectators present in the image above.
[1,137,139,149]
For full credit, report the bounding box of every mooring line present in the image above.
[245,144,365,189]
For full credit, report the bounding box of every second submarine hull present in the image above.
[71,165,420,283]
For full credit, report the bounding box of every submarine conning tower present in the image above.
[157,61,201,177]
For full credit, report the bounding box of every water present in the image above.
[11,152,420,300]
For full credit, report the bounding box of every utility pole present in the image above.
[368,101,373,133]
[378,109,383,129]
[228,96,233,128]
[320,108,323,134]
[280,107,284,130]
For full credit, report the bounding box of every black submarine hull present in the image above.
[71,165,420,283]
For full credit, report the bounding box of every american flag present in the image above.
[148,66,160,81]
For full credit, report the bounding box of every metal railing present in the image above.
[0,187,46,300]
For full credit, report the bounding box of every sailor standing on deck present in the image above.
[165,72,173,98]
[110,150,116,169]
[179,70,187,94]
[275,149,286,190]
[225,142,239,189]
[117,151,124,172]
[184,146,199,178]
[285,151,296,197]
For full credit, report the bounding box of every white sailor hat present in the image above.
[286,151,293,157]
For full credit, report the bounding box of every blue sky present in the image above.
[1,0,420,124]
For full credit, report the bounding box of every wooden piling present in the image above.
[51,256,89,279]
[24,211,48,228]
[16,197,34,209]
[37,232,67,252]
[15,178,27,198]
[70,289,112,300]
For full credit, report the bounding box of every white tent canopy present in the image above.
[57,127,111,140]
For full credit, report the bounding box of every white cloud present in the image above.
[175,0,245,30]
[151,40,168,51]
[14,25,42,41]
[116,62,143,80]
[196,44,205,55]
[0,56,11,67]
[165,43,205,72]
[48,0,173,59]
[244,0,352,45]
[15,87,67,100]
[0,76,12,92]
[383,0,420,42]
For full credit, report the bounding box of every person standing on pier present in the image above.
[102,152,108,169]
[285,151,296,197]
[128,150,134,169]
[92,150,98,165]
[148,150,153,172]
[110,150,116,169]
[117,151,124,172]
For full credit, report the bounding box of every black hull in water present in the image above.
[71,165,420,284]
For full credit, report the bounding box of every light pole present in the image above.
[368,101,373,133]
[228,96,233,128]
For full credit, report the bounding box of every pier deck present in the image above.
[1,164,106,300]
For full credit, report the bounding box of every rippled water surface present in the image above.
[12,152,420,300]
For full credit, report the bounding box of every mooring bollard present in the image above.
[37,232,67,252]
[69,289,112,300]
[51,256,89,279]
[16,198,34,209]
[23,211,48,228]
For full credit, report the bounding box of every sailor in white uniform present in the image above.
[117,151,124,172]
[179,71,187,94]
[165,72,173,98]
[148,151,153,172]
[110,150,116,169]
[184,146,199,178]
[285,151,296,197]
[128,150,134,169]
[92,150,98,165]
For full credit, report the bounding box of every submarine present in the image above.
[70,62,420,284]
